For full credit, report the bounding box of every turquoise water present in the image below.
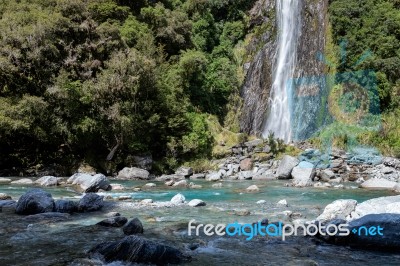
[0,178,398,265]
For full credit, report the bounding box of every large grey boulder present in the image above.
[0,177,11,184]
[88,235,191,264]
[170,193,185,204]
[11,178,33,185]
[348,195,400,221]
[78,193,104,212]
[175,166,193,177]
[15,189,55,215]
[35,176,58,187]
[205,171,222,181]
[316,199,358,222]
[360,178,398,190]
[68,173,111,193]
[276,155,299,179]
[291,161,315,187]
[188,199,206,207]
[117,167,150,180]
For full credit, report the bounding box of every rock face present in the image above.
[349,195,400,221]
[78,193,104,212]
[97,217,128,227]
[54,200,77,213]
[15,189,55,215]
[123,218,144,235]
[35,176,58,187]
[188,199,206,207]
[291,161,315,187]
[240,0,329,138]
[68,173,111,193]
[276,156,299,179]
[316,199,358,222]
[88,235,190,264]
[117,167,150,180]
[360,178,398,190]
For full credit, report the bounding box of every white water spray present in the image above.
[262,0,301,142]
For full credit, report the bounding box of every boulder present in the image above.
[110,183,125,190]
[97,216,128,227]
[348,195,400,221]
[15,189,54,215]
[54,200,78,213]
[320,169,335,182]
[123,218,144,235]
[240,158,253,171]
[78,193,104,212]
[0,193,12,200]
[11,178,33,185]
[156,174,184,182]
[0,177,11,184]
[360,178,397,190]
[238,170,253,180]
[69,173,111,193]
[35,176,58,187]
[170,193,185,204]
[144,183,156,188]
[316,199,357,222]
[277,199,288,207]
[291,161,315,187]
[205,171,221,181]
[88,235,190,264]
[172,180,188,187]
[321,214,400,251]
[188,199,206,207]
[246,185,259,192]
[190,173,205,180]
[276,156,299,179]
[117,167,150,180]
[175,166,193,177]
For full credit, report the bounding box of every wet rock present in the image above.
[256,200,266,204]
[205,171,221,181]
[141,199,153,204]
[171,193,185,204]
[291,161,315,187]
[277,199,288,207]
[15,189,55,215]
[110,183,125,190]
[175,166,193,177]
[97,216,128,227]
[172,180,188,187]
[0,193,12,200]
[105,212,121,217]
[240,158,253,171]
[123,218,144,235]
[118,195,132,201]
[35,176,58,187]
[360,178,397,190]
[144,183,156,188]
[54,200,77,213]
[78,193,104,212]
[165,180,175,186]
[188,199,206,207]
[246,185,259,192]
[316,199,357,223]
[69,173,111,193]
[23,212,70,222]
[0,200,16,213]
[117,167,150,180]
[276,155,299,179]
[0,177,12,184]
[88,235,190,264]
[235,209,250,216]
[11,178,33,185]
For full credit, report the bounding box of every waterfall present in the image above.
[262,0,301,142]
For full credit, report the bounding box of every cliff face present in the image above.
[240,0,329,139]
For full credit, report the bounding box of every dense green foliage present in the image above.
[0,0,255,174]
